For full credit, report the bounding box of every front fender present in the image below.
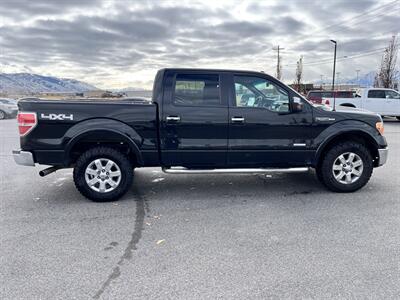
[64,118,144,165]
[313,120,386,165]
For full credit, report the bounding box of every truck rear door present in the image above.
[159,71,229,167]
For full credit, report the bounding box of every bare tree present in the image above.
[375,35,398,88]
[293,56,303,93]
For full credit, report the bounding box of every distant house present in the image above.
[83,90,106,98]
[39,91,83,99]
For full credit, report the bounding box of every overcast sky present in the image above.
[0,0,398,89]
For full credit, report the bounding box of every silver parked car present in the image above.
[0,98,18,119]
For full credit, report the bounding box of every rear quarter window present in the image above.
[321,92,334,98]
[308,92,321,98]
[368,90,386,98]
[336,91,353,98]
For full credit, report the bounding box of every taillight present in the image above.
[17,112,37,136]
[324,99,330,106]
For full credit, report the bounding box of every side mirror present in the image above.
[292,97,303,112]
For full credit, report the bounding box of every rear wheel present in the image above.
[396,117,400,121]
[73,146,133,202]
[0,110,5,120]
[318,142,373,192]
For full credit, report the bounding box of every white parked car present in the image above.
[323,88,400,120]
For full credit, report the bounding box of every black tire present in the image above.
[0,110,5,120]
[318,142,373,193]
[315,166,324,183]
[396,117,400,121]
[73,146,133,202]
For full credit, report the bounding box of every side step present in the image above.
[162,167,309,174]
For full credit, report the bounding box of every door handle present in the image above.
[166,116,181,122]
[231,116,245,123]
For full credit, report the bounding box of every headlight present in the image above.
[376,121,384,135]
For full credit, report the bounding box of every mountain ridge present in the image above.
[0,73,98,94]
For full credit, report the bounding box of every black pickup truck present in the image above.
[13,68,388,201]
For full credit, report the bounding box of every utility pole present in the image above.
[356,69,360,87]
[272,45,284,80]
[330,40,337,110]
[320,75,324,89]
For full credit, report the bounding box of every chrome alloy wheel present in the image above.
[85,158,121,193]
[332,152,364,185]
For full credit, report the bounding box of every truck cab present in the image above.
[357,88,400,117]
[157,69,314,168]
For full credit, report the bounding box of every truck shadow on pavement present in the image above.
[127,169,326,203]
[92,169,325,298]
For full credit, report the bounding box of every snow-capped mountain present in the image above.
[344,71,399,87]
[315,71,399,88]
[0,73,98,94]
[345,71,377,87]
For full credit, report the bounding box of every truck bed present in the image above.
[17,97,159,166]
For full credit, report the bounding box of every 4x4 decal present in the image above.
[40,113,74,121]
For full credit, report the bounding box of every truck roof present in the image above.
[160,68,270,76]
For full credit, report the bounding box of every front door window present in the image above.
[234,76,289,113]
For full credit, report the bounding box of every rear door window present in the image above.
[173,74,221,106]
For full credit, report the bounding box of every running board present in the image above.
[162,167,309,174]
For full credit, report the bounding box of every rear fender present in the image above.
[64,118,144,165]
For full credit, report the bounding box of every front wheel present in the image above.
[318,142,373,192]
[73,147,133,202]
[0,110,5,120]
[396,116,400,121]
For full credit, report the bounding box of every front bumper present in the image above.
[12,150,35,166]
[377,148,388,166]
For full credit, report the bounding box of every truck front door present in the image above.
[160,71,229,167]
[227,74,314,167]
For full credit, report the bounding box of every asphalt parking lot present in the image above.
[1,118,399,299]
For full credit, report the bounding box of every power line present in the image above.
[284,44,399,67]
[327,9,399,35]
[305,0,399,37]
[284,0,399,52]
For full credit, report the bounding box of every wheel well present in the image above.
[317,132,379,168]
[339,103,356,108]
[68,138,139,167]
